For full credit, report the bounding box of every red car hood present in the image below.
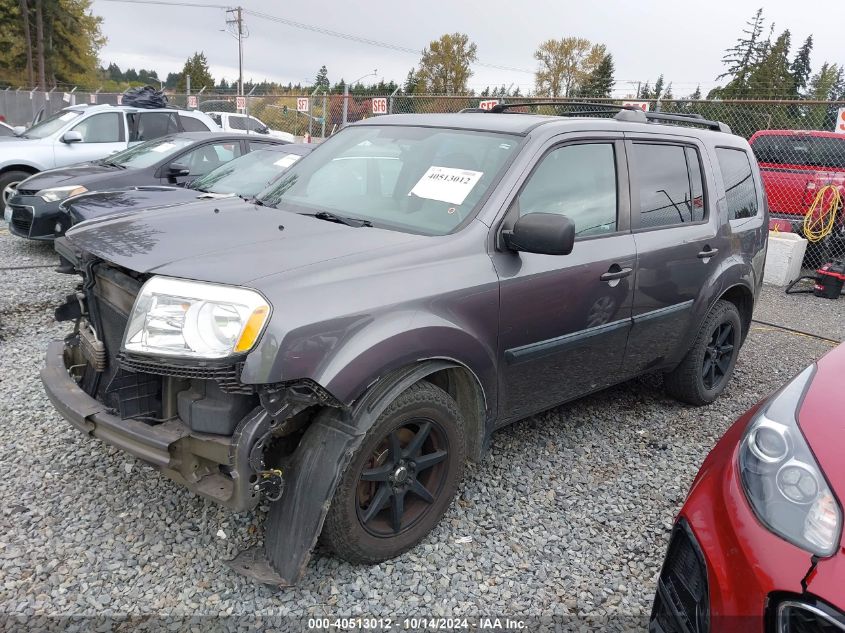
[796,343,845,610]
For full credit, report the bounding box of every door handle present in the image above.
[600,267,633,282]
[697,247,719,259]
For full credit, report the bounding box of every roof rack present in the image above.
[469,101,732,134]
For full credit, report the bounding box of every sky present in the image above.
[90,0,842,97]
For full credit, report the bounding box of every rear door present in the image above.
[493,134,636,422]
[621,137,728,375]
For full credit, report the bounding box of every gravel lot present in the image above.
[0,228,842,628]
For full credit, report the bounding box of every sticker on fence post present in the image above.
[478,100,500,111]
[409,166,484,205]
[89,93,97,104]
[372,97,387,115]
[236,96,246,110]
[622,101,649,112]
[187,95,197,109]
[836,108,845,135]
[62,92,71,103]
[117,94,123,105]
[296,97,309,113]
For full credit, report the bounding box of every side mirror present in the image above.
[167,162,190,177]
[62,130,83,144]
[503,213,575,256]
[259,126,270,134]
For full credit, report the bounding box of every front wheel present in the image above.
[664,300,742,406]
[322,381,466,564]
[0,170,31,214]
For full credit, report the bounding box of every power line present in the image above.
[98,0,534,74]
[244,8,534,74]
[100,0,228,8]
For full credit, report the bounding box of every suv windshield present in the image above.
[190,148,303,196]
[751,134,845,169]
[21,110,82,139]
[257,125,520,235]
[106,135,194,169]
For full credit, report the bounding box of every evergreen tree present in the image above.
[789,35,813,96]
[717,8,766,97]
[663,82,674,100]
[176,51,214,92]
[690,85,702,100]
[314,64,329,91]
[402,68,419,93]
[652,74,665,99]
[578,53,615,98]
[747,30,792,97]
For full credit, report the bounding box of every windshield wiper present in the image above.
[102,160,126,169]
[308,211,372,228]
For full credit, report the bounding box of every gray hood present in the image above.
[64,196,424,286]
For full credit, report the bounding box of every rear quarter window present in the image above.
[180,115,211,132]
[716,148,758,220]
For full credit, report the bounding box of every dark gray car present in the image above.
[41,107,767,585]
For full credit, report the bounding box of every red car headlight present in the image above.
[739,366,842,557]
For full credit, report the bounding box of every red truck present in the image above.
[749,129,845,265]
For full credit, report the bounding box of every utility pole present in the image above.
[226,7,245,97]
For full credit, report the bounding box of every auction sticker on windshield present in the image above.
[151,142,176,153]
[409,166,483,205]
[274,154,301,168]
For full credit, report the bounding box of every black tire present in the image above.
[0,170,32,214]
[664,300,742,406]
[322,381,466,564]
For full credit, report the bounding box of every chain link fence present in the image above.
[2,89,844,273]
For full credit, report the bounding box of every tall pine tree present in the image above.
[578,53,615,98]
[717,8,766,98]
[789,35,813,97]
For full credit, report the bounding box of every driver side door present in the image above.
[492,135,636,423]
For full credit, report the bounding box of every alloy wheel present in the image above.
[702,322,736,390]
[356,419,449,537]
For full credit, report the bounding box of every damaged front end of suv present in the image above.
[43,241,359,586]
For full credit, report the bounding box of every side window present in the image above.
[249,140,276,151]
[717,148,758,220]
[135,112,179,141]
[179,115,211,132]
[633,143,703,229]
[228,116,248,131]
[71,113,122,143]
[246,117,267,132]
[176,141,243,176]
[516,143,617,238]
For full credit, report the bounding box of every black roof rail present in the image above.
[470,100,733,134]
[489,101,630,113]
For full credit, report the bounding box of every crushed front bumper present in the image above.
[40,340,264,511]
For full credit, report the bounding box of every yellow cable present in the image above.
[803,184,842,243]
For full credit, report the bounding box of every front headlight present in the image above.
[123,277,271,359]
[739,366,842,556]
[38,185,88,202]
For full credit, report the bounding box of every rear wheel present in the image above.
[664,300,742,406]
[0,170,31,214]
[322,381,465,564]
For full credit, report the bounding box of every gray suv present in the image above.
[42,105,767,585]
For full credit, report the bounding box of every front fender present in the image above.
[317,313,498,414]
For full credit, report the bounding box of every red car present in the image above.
[650,343,845,632]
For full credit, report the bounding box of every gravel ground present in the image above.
[0,227,840,628]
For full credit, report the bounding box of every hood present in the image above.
[65,186,202,222]
[19,162,126,191]
[796,343,845,611]
[65,196,425,285]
